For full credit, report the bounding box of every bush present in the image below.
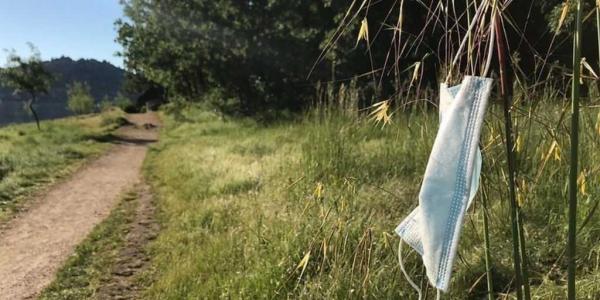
[100,114,131,128]
[99,95,113,112]
[67,82,95,115]
[201,88,241,115]
[0,155,14,181]
[114,93,137,113]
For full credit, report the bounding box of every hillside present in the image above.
[0,57,125,125]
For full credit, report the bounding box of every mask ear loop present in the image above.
[398,240,422,300]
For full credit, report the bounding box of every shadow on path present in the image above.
[89,132,157,146]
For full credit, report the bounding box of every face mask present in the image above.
[395,76,492,293]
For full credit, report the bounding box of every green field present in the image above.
[0,110,124,221]
[115,102,598,299]
[33,101,600,299]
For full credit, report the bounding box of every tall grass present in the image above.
[141,97,600,298]
[567,0,582,298]
[494,7,528,300]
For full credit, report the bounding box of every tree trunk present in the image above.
[28,95,41,130]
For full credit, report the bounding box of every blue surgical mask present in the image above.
[396,76,492,293]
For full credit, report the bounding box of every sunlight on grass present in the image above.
[0,109,124,221]
[142,102,600,299]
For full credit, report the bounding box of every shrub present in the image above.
[113,93,137,113]
[67,82,95,115]
[99,95,113,112]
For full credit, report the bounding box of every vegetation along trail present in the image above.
[0,113,159,300]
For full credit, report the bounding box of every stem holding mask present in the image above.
[493,5,531,300]
[568,0,582,299]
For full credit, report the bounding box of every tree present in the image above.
[116,0,344,113]
[0,46,53,130]
[67,81,95,115]
[115,0,587,114]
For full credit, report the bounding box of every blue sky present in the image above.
[0,1,124,68]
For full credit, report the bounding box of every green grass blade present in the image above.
[495,7,525,299]
[568,0,582,299]
[481,181,495,300]
[518,211,531,300]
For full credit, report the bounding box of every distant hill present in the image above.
[0,56,126,103]
[0,57,126,126]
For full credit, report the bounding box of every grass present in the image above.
[135,100,600,299]
[39,189,139,300]
[0,109,125,221]
[567,1,582,298]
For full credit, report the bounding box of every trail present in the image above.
[0,113,159,300]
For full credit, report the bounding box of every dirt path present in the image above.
[0,113,160,300]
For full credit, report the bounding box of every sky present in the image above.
[0,0,124,68]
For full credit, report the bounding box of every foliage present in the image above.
[137,100,600,298]
[67,81,95,115]
[116,0,353,113]
[99,95,113,112]
[0,45,54,129]
[115,1,600,114]
[120,72,156,96]
[113,92,135,112]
